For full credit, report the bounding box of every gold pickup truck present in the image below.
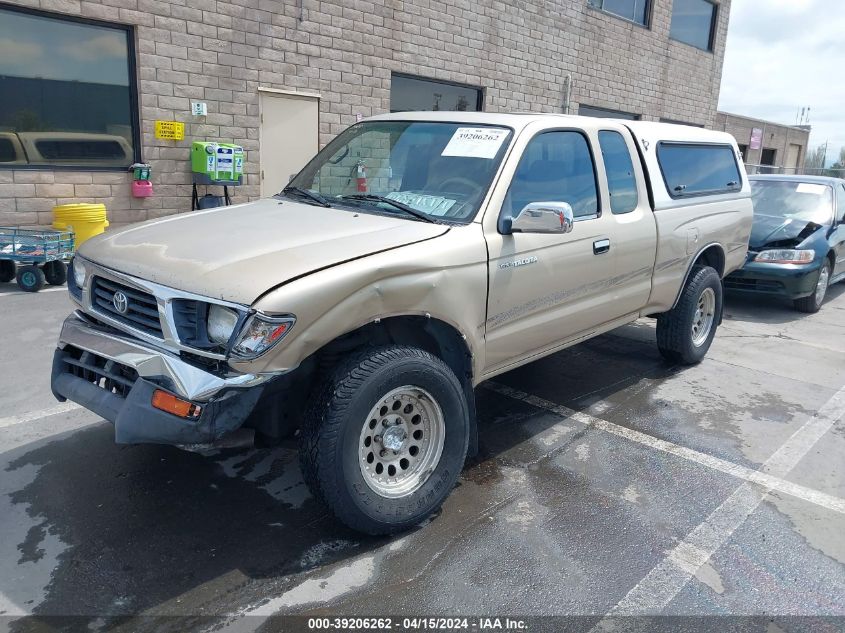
[52,112,753,534]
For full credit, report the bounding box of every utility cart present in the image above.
[0,227,75,292]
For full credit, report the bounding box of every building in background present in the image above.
[0,0,731,227]
[715,112,811,174]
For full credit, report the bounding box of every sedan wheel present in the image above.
[794,261,830,313]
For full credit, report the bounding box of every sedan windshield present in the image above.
[751,180,834,225]
[286,121,513,222]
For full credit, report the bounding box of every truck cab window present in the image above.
[598,131,638,214]
[504,131,599,221]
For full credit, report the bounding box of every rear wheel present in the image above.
[16,265,45,292]
[42,261,67,286]
[794,260,830,313]
[656,266,722,365]
[299,345,469,535]
[0,260,14,283]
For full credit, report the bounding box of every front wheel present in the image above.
[299,345,469,535]
[794,260,830,313]
[656,266,722,365]
[16,265,45,292]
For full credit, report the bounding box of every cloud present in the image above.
[0,38,44,68]
[719,0,845,159]
[61,34,126,62]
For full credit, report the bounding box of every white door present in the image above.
[259,91,319,197]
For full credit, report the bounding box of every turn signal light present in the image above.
[152,390,202,419]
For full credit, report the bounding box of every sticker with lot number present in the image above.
[441,127,509,159]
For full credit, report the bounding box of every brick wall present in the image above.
[0,0,731,227]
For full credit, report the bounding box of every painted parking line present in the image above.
[485,382,845,515]
[589,383,845,621]
[0,286,68,297]
[0,402,83,430]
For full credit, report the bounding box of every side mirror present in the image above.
[507,201,575,234]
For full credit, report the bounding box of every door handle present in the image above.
[593,238,610,255]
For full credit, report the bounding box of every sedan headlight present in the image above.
[207,304,240,345]
[72,257,87,287]
[754,249,815,264]
[231,314,295,359]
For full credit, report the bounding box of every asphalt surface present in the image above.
[0,281,843,632]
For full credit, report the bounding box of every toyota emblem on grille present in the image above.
[112,291,129,314]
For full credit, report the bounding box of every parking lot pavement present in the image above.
[0,282,843,631]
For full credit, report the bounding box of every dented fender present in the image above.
[230,224,490,382]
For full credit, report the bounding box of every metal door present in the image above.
[259,90,319,197]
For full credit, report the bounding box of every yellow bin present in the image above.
[52,203,109,248]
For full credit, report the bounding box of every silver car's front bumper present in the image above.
[51,313,274,445]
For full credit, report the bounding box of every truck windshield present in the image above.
[287,121,513,222]
[750,180,834,226]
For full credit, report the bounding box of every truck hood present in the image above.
[79,198,449,304]
[749,212,827,250]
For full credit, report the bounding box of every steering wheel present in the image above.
[437,177,479,196]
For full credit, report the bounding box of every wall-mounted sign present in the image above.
[191,102,208,116]
[155,120,185,141]
[749,127,763,151]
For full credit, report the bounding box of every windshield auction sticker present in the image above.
[441,127,509,159]
[795,183,828,195]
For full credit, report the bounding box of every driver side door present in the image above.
[483,129,625,374]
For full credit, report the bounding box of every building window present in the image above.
[760,148,777,166]
[579,104,641,120]
[598,131,638,214]
[737,144,748,161]
[657,143,741,198]
[587,0,651,26]
[0,5,138,169]
[390,74,483,113]
[670,0,717,51]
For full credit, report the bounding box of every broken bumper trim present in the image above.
[51,313,271,445]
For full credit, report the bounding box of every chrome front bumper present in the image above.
[51,313,275,445]
[57,312,271,402]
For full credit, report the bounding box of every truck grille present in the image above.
[91,276,163,338]
[61,345,139,399]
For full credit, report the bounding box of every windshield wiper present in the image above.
[281,186,331,207]
[338,194,437,223]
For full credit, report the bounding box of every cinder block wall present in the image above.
[0,0,730,227]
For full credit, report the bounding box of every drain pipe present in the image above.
[562,74,572,115]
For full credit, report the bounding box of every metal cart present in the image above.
[0,227,75,292]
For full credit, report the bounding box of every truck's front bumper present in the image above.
[51,313,269,446]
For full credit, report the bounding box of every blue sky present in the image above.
[719,0,845,163]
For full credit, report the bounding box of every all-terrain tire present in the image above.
[299,345,469,535]
[656,266,722,365]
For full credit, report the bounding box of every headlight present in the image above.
[72,257,86,287]
[231,314,295,359]
[207,304,240,345]
[754,249,815,264]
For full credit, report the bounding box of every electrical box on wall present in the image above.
[191,141,244,183]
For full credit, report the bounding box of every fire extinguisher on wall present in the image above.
[356,160,367,193]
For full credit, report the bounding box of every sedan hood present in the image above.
[79,198,449,304]
[749,212,826,249]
